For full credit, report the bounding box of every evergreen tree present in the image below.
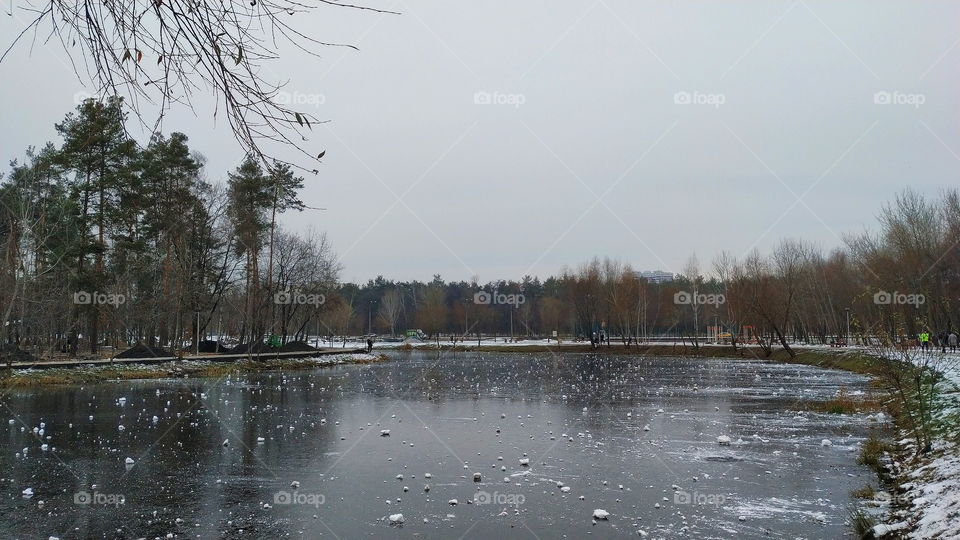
[54,97,137,354]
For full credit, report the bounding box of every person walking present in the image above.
[949,331,958,353]
[919,331,930,351]
[366,337,374,352]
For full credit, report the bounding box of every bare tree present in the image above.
[681,253,702,350]
[3,0,397,168]
[416,285,447,346]
[378,288,402,337]
[713,250,738,350]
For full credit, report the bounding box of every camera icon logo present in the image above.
[274,490,292,505]
[474,291,492,305]
[74,490,92,505]
[474,490,492,505]
[674,91,691,105]
[474,91,492,105]
[673,291,692,305]
[873,91,892,105]
[674,490,691,504]
[73,291,92,305]
[873,290,892,305]
[274,289,293,305]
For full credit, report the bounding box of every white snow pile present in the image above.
[592,509,609,520]
[717,435,731,446]
[315,352,381,365]
[388,513,404,525]
[872,521,909,536]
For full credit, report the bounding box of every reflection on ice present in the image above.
[0,351,883,538]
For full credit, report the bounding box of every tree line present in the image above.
[336,197,959,359]
[1,100,958,361]
[328,190,960,354]
[0,98,339,362]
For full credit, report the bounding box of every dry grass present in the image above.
[0,353,389,388]
[848,506,877,539]
[800,387,884,415]
[858,435,892,474]
[851,484,876,499]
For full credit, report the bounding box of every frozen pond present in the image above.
[0,351,884,539]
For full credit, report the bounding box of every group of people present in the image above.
[918,330,958,352]
[589,331,609,348]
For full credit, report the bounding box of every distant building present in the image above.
[637,270,674,284]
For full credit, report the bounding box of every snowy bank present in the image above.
[2,352,387,387]
[878,351,960,538]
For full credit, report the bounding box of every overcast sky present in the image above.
[1,0,958,283]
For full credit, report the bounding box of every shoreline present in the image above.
[2,344,884,386]
[874,354,960,539]
[390,342,887,375]
[0,352,390,388]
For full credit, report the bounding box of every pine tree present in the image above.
[227,157,272,346]
[54,97,136,354]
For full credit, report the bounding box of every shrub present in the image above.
[848,507,876,539]
[858,435,891,474]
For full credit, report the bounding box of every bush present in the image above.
[848,506,876,539]
[803,386,882,415]
[851,484,876,499]
[858,435,891,474]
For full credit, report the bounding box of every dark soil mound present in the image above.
[196,340,228,353]
[229,342,273,354]
[279,340,317,353]
[0,344,36,364]
[115,343,173,359]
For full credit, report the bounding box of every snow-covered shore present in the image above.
[344,337,886,351]
[878,352,960,538]
[3,352,387,387]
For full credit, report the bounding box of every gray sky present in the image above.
[1,0,958,283]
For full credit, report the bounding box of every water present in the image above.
[0,351,884,539]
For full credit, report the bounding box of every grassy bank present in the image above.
[405,342,886,374]
[0,353,389,388]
